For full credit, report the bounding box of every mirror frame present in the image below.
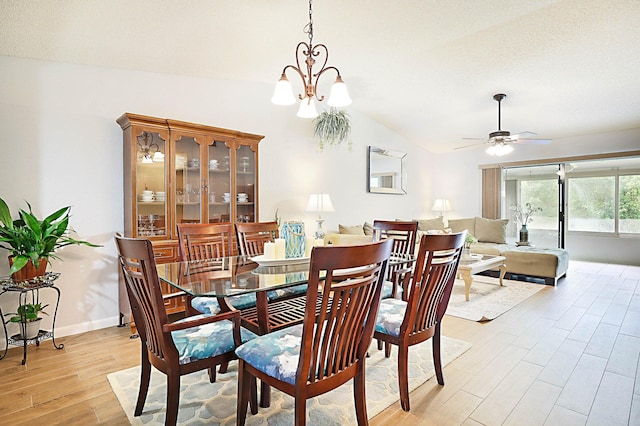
[367,146,407,194]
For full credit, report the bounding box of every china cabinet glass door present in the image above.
[207,140,232,223]
[135,131,167,237]
[235,145,256,223]
[174,135,203,225]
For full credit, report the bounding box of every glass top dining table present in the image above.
[156,253,415,299]
[157,253,414,408]
[156,255,314,298]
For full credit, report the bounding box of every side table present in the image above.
[0,272,64,364]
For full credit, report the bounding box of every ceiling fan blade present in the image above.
[511,131,537,138]
[514,138,552,145]
[462,137,486,141]
[455,142,485,150]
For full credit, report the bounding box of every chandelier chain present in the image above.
[304,0,313,44]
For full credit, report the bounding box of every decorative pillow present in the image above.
[339,224,366,235]
[474,217,509,244]
[447,218,475,235]
[413,217,445,232]
[363,221,374,236]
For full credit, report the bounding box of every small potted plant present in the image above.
[0,196,100,281]
[463,233,478,258]
[6,302,48,339]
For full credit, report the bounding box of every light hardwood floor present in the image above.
[0,260,638,425]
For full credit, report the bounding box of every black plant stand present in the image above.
[0,272,63,365]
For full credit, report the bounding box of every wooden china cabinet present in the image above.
[116,113,264,327]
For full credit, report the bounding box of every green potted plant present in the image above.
[463,233,478,258]
[313,107,352,150]
[6,302,48,339]
[0,196,100,281]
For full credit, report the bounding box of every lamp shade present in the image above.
[271,74,296,105]
[296,98,319,118]
[327,76,352,107]
[306,194,335,213]
[431,199,451,213]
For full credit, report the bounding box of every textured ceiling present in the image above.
[1,0,639,153]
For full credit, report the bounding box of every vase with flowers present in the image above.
[510,202,542,245]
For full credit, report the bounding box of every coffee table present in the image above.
[457,254,507,301]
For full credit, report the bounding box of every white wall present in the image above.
[0,55,435,339]
[1,55,638,340]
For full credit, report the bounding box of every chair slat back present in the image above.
[404,232,466,335]
[115,236,176,363]
[177,223,235,261]
[299,240,393,384]
[373,220,419,280]
[235,222,279,257]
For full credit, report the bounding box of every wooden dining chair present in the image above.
[373,231,466,412]
[235,221,308,302]
[176,223,259,315]
[177,222,235,261]
[372,220,419,299]
[235,221,279,257]
[114,235,258,426]
[235,239,394,426]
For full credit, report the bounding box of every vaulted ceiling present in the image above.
[2,0,639,153]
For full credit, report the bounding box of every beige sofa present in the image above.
[447,217,568,285]
[325,217,569,286]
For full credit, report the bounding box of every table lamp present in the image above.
[431,199,451,218]
[305,193,335,239]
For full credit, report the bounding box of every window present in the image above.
[619,174,640,233]
[568,176,615,232]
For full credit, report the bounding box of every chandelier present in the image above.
[271,0,351,118]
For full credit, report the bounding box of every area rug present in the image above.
[108,336,470,425]
[445,276,546,322]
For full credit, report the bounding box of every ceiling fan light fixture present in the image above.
[486,143,513,156]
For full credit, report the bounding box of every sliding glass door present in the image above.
[502,164,563,249]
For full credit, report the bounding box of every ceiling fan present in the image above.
[458,93,551,155]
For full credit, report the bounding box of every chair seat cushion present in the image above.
[375,298,408,337]
[381,280,401,299]
[267,284,308,301]
[235,324,304,385]
[172,314,258,365]
[191,293,258,315]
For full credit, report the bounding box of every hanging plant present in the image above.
[313,107,352,151]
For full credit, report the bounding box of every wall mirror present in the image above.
[367,146,407,194]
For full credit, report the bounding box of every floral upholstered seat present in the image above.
[374,298,407,337]
[235,324,304,384]
[190,294,258,315]
[172,314,258,364]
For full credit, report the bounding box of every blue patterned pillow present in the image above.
[374,298,407,337]
[235,324,303,384]
[171,314,257,365]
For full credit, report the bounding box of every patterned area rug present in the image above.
[108,336,471,425]
[446,276,547,322]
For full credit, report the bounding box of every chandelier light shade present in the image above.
[271,0,351,118]
[306,193,335,239]
[431,199,452,217]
